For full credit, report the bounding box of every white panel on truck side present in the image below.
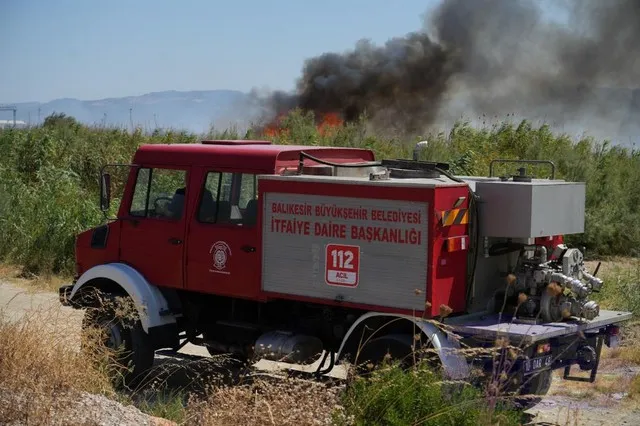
[261,192,429,311]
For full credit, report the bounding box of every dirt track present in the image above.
[1,279,639,426]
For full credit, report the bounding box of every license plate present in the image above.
[523,354,553,375]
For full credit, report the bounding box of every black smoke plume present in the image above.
[260,0,640,143]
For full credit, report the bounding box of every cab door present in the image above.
[186,169,261,298]
[119,165,189,288]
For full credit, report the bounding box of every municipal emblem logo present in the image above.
[209,241,231,274]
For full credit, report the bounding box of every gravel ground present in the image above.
[0,387,176,426]
[525,386,640,426]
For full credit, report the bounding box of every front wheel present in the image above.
[81,293,155,387]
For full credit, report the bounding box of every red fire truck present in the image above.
[60,139,631,402]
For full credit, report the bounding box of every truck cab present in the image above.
[73,140,375,297]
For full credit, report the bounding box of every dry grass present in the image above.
[545,317,640,409]
[0,293,186,425]
[0,257,638,425]
[0,306,119,425]
[0,262,71,293]
[550,371,635,399]
[629,375,640,398]
[186,376,345,425]
[604,344,640,367]
[0,296,345,426]
[584,257,638,277]
[547,321,640,402]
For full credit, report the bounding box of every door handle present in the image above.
[241,245,256,253]
[168,237,183,245]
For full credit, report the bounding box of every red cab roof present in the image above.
[132,141,376,173]
[200,139,272,145]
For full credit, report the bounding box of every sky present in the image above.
[1,0,447,103]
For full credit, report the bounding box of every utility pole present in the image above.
[129,108,133,132]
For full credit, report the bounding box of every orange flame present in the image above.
[263,113,288,138]
[262,111,344,138]
[317,112,344,136]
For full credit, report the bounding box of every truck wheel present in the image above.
[353,334,417,375]
[515,370,553,410]
[81,293,154,387]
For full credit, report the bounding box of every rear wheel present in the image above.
[351,333,440,375]
[515,370,553,410]
[81,293,154,387]
[355,334,414,371]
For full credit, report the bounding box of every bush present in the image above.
[1,110,639,276]
[336,360,521,426]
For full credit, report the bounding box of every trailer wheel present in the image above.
[80,293,154,387]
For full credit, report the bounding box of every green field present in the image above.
[1,110,639,277]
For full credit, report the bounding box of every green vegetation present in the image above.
[134,389,188,424]
[1,110,639,277]
[335,360,521,426]
[592,258,640,366]
[594,259,640,317]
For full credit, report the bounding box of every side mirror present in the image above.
[100,173,111,212]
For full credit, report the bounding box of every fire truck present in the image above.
[60,139,631,402]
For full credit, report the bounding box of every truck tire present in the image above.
[526,369,553,395]
[515,370,553,410]
[81,293,154,387]
[352,334,417,375]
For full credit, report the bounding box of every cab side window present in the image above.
[237,174,258,225]
[129,167,187,219]
[130,168,150,217]
[197,172,258,225]
[197,172,230,223]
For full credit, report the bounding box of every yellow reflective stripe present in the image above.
[440,209,469,226]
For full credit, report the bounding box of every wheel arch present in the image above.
[69,263,178,333]
[336,312,470,380]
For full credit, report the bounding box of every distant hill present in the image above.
[3,86,638,144]
[5,90,259,134]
